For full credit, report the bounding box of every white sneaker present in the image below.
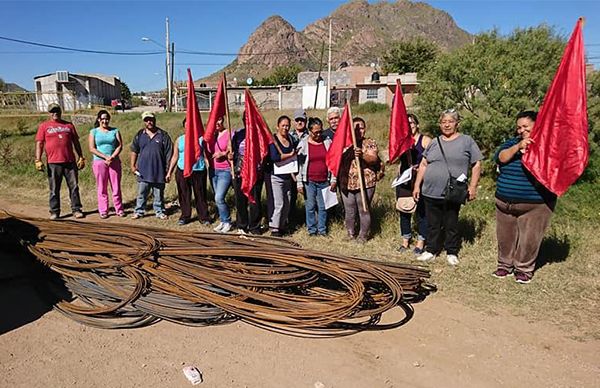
[447,254,459,266]
[213,222,224,232]
[416,251,436,262]
[220,222,232,233]
[236,228,247,235]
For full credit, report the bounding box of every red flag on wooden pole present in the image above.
[242,89,273,203]
[388,78,413,164]
[522,18,589,196]
[183,68,204,178]
[325,101,353,178]
[204,74,226,145]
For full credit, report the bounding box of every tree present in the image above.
[120,81,132,101]
[381,38,440,75]
[0,78,5,92]
[257,64,302,86]
[416,26,566,154]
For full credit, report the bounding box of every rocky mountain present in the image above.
[203,0,471,84]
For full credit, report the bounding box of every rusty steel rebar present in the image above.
[1,213,436,337]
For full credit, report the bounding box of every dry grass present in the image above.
[1,110,599,340]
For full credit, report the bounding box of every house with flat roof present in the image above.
[34,72,122,111]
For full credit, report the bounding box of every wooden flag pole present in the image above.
[347,103,368,212]
[222,73,236,177]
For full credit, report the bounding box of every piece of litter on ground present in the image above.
[314,381,325,388]
[182,366,203,385]
[413,361,424,367]
[467,354,475,358]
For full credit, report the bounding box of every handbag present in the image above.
[437,137,468,205]
[396,196,417,213]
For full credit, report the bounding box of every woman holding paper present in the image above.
[337,117,384,243]
[265,115,297,237]
[296,117,333,236]
[396,113,431,254]
[412,109,483,265]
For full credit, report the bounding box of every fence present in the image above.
[0,91,108,115]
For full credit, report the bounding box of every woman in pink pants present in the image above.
[88,110,125,218]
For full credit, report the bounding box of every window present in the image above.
[366,89,378,99]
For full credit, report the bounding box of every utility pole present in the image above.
[326,18,332,109]
[314,42,325,110]
[166,17,172,112]
[171,41,175,111]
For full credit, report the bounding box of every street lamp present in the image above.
[140,17,174,111]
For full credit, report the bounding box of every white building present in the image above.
[34,71,122,111]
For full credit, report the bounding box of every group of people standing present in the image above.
[34,103,555,284]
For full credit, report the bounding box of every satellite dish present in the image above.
[246,77,253,85]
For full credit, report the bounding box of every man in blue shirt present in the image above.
[130,111,173,219]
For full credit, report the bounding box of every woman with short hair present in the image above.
[412,109,483,265]
[335,117,384,243]
[493,111,556,284]
[296,117,332,236]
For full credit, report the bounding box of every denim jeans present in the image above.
[47,162,82,215]
[210,168,232,224]
[305,181,329,235]
[135,181,166,216]
[399,197,427,241]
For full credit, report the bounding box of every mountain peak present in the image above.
[203,1,471,83]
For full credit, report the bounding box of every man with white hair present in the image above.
[323,106,341,141]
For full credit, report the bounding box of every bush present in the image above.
[353,102,388,114]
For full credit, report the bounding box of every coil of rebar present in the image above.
[1,213,435,337]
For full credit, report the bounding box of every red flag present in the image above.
[242,89,273,203]
[326,101,353,178]
[204,74,227,145]
[184,68,205,178]
[388,78,413,163]
[522,18,589,196]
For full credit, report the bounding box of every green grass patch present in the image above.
[0,110,599,340]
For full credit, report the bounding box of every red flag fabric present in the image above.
[522,18,589,196]
[204,74,226,145]
[183,68,205,178]
[242,89,273,203]
[388,78,413,163]
[326,101,353,178]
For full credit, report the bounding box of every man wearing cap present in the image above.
[290,109,307,144]
[323,106,341,141]
[35,103,86,220]
[130,111,173,220]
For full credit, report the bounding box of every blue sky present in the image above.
[1,0,599,92]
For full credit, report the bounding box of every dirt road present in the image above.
[1,199,598,387]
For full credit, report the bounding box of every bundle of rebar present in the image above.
[1,213,435,337]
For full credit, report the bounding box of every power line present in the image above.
[0,35,162,56]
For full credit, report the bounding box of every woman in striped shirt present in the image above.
[493,111,557,284]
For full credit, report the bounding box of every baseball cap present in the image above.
[141,111,156,120]
[48,103,62,113]
[293,109,307,121]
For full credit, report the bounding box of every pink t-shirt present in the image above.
[35,119,79,163]
[208,131,231,170]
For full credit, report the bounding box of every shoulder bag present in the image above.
[437,137,468,205]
